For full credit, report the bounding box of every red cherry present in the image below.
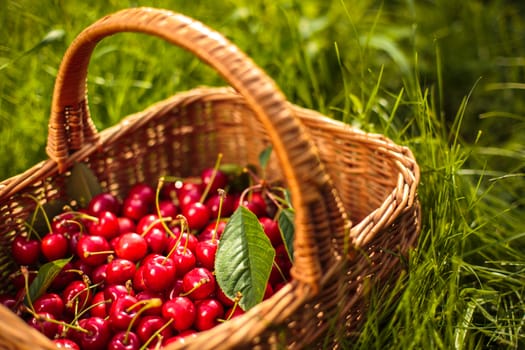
[216,287,235,307]
[171,246,197,278]
[177,184,203,210]
[107,331,140,350]
[194,240,218,271]
[104,284,134,306]
[158,199,178,218]
[200,168,228,198]
[224,306,245,320]
[108,294,139,331]
[53,338,80,349]
[73,317,112,350]
[122,196,150,221]
[240,192,267,217]
[76,235,112,266]
[88,193,121,216]
[132,265,147,292]
[136,214,162,235]
[90,263,108,288]
[118,217,136,235]
[33,292,64,318]
[136,315,173,344]
[204,192,234,219]
[182,202,211,231]
[259,216,283,247]
[127,183,155,205]
[143,227,168,254]
[165,233,198,256]
[198,220,227,241]
[28,312,59,339]
[90,291,109,319]
[161,296,196,332]
[106,258,136,286]
[40,232,69,261]
[194,298,224,331]
[141,254,176,292]
[114,232,147,262]
[62,280,92,316]
[135,290,164,317]
[52,212,81,235]
[11,236,40,265]
[89,211,120,239]
[182,267,216,300]
[163,330,198,346]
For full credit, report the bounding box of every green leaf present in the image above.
[278,208,295,262]
[26,257,72,306]
[258,146,273,171]
[215,206,275,311]
[66,162,102,208]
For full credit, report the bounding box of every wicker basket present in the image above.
[0,7,420,350]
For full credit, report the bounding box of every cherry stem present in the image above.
[179,277,210,297]
[154,177,177,238]
[238,184,264,206]
[139,216,173,238]
[139,318,174,350]
[199,153,223,203]
[24,307,90,334]
[21,266,35,314]
[22,193,51,240]
[223,291,243,322]
[71,299,109,324]
[211,189,227,243]
[124,298,163,343]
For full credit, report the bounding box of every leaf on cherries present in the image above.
[215,206,275,311]
[25,257,72,306]
[278,208,295,262]
[66,162,102,208]
[258,146,273,171]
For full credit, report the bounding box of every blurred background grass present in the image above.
[1,0,524,349]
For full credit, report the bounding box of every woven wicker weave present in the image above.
[0,7,420,350]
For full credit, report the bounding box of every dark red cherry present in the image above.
[105,258,136,286]
[108,294,139,331]
[136,315,173,344]
[74,317,111,350]
[28,312,59,339]
[182,267,216,300]
[88,193,121,216]
[127,183,155,206]
[76,235,112,266]
[41,232,69,261]
[89,211,120,239]
[200,168,228,199]
[259,216,283,247]
[107,331,140,350]
[182,202,211,231]
[114,232,147,262]
[204,192,234,219]
[11,236,40,265]
[33,292,64,318]
[117,217,136,235]
[53,338,81,349]
[161,296,196,332]
[194,298,224,331]
[62,280,92,315]
[141,254,176,292]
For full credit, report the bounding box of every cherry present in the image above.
[28,312,59,339]
[90,263,108,288]
[52,212,81,235]
[141,254,177,292]
[107,330,140,350]
[127,183,155,206]
[89,211,120,239]
[88,193,121,216]
[205,192,234,219]
[143,227,168,254]
[122,196,150,221]
[194,239,218,271]
[76,235,112,266]
[63,280,92,316]
[165,233,198,256]
[114,232,147,262]
[135,315,173,345]
[198,220,227,242]
[182,202,211,231]
[41,232,69,261]
[166,279,184,300]
[135,290,164,317]
[200,167,228,199]
[90,291,109,319]
[33,292,64,318]
[224,306,245,320]
[177,183,203,210]
[49,262,78,291]
[11,236,40,265]
[136,214,163,235]
[53,338,81,349]
[161,296,196,332]
[0,294,17,311]
[106,258,136,286]
[158,199,178,218]
[171,246,197,278]
[259,216,283,247]
[104,284,135,305]
[108,294,139,331]
[10,269,37,290]
[216,287,235,308]
[163,330,198,346]
[194,298,224,331]
[73,316,112,350]
[239,192,267,217]
[182,267,216,300]
[118,217,136,235]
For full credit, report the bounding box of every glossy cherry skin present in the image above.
[53,338,81,349]
[76,234,112,266]
[104,284,135,306]
[88,193,121,216]
[90,263,108,288]
[108,294,139,331]
[200,168,228,199]
[163,330,198,346]
[143,227,168,254]
[166,232,198,256]
[135,290,164,317]
[136,214,163,235]
[107,331,140,350]
[28,312,59,339]
[194,240,218,271]
[106,258,136,286]
[158,199,178,219]
[11,236,40,265]
[89,211,120,239]
[135,315,173,344]
[33,292,64,318]
[194,298,224,331]
[182,267,216,300]
[198,220,227,242]
[122,196,150,221]
[141,254,176,292]
[118,217,136,235]
[74,316,112,350]
[259,217,283,247]
[171,246,197,278]
[182,202,211,231]
[62,280,92,316]
[41,232,69,261]
[90,291,109,319]
[161,296,196,332]
[127,183,156,206]
[114,232,148,262]
[224,306,246,320]
[51,212,81,236]
[216,287,235,307]
[204,192,235,219]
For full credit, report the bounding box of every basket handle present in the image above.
[47,7,350,295]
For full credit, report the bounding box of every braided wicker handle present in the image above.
[47,7,350,294]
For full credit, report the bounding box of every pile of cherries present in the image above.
[1,165,292,349]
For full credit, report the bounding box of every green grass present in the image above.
[1,0,525,349]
